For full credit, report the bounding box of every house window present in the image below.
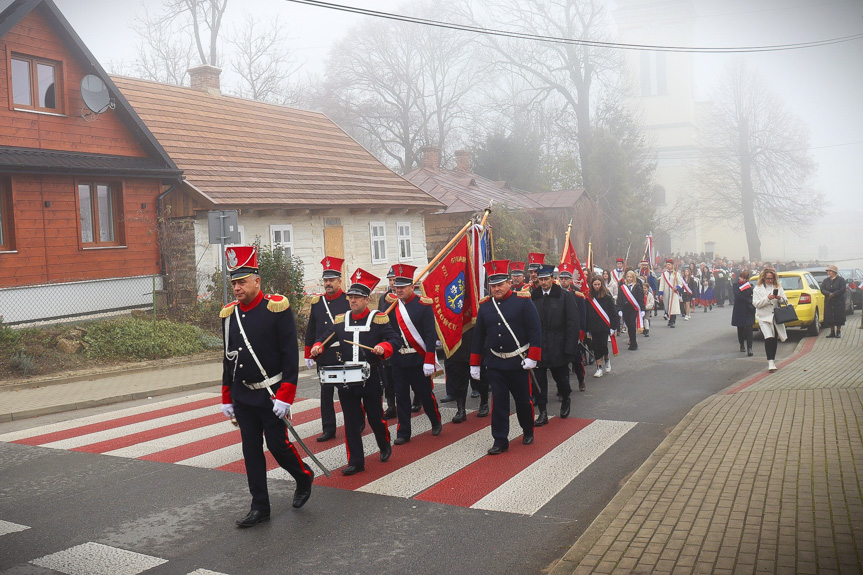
[397,221,412,262]
[78,182,123,246]
[270,224,293,258]
[10,54,62,113]
[0,177,14,251]
[370,221,387,264]
[640,52,667,97]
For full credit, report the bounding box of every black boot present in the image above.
[452,399,467,424]
[477,391,490,417]
[740,343,746,352]
[534,409,548,427]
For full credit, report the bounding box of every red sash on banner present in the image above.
[620,284,644,330]
[589,297,619,355]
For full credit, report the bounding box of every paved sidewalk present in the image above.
[551,313,863,575]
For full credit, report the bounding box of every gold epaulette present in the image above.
[219,301,238,318]
[334,314,345,324]
[479,296,490,304]
[310,295,321,305]
[574,290,586,298]
[517,291,531,298]
[385,293,397,303]
[265,294,290,312]
[419,296,433,305]
[373,311,390,324]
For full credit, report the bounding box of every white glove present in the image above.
[305,358,316,369]
[423,363,435,377]
[470,366,481,380]
[521,358,537,370]
[618,310,623,318]
[221,403,234,418]
[272,400,291,419]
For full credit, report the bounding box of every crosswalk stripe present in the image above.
[0,393,217,444]
[30,542,167,575]
[187,570,229,575]
[471,419,637,515]
[0,519,30,536]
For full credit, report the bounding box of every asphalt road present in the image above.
[0,306,804,575]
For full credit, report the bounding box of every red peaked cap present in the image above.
[616,258,624,263]
[225,246,258,280]
[347,268,380,297]
[527,252,545,269]
[391,263,417,287]
[509,261,526,274]
[320,255,344,278]
[485,260,511,284]
[557,262,576,277]
[665,258,675,264]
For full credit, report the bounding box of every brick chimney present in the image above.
[188,65,221,96]
[455,150,471,172]
[420,146,440,170]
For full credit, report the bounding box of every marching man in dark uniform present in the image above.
[531,264,578,425]
[510,261,528,293]
[385,263,443,444]
[219,246,314,528]
[527,252,545,290]
[310,269,399,475]
[470,260,542,455]
[557,262,587,391]
[304,256,350,442]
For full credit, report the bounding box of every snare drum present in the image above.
[319,363,370,385]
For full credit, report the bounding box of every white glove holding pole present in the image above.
[272,400,291,419]
[521,358,537,370]
[618,311,623,318]
[470,366,481,380]
[221,403,235,418]
[423,363,435,377]
[305,358,316,369]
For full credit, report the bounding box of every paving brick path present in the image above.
[552,314,863,575]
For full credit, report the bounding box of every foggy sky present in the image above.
[53,0,863,214]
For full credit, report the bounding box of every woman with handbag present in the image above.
[732,269,755,356]
[752,267,788,372]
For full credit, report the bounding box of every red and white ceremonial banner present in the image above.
[420,233,479,357]
[588,297,619,355]
[620,283,644,330]
[562,238,590,298]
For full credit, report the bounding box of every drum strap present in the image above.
[343,310,375,363]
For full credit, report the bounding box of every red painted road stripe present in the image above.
[71,414,226,453]
[137,402,334,463]
[12,397,221,446]
[314,413,492,491]
[413,417,594,508]
[725,336,817,394]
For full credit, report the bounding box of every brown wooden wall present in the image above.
[0,174,162,288]
[0,6,148,157]
[424,212,468,257]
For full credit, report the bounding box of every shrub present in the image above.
[84,318,207,361]
[0,323,19,348]
[9,350,36,376]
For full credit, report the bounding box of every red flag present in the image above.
[562,238,590,297]
[420,234,478,357]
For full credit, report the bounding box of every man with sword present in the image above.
[219,246,314,528]
[470,260,542,455]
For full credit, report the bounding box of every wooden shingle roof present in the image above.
[111,76,442,210]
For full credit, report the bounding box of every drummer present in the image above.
[310,268,400,475]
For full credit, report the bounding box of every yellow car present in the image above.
[750,270,825,336]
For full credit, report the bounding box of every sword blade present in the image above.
[283,414,332,477]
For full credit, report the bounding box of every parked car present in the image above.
[800,266,854,315]
[838,268,863,309]
[750,270,825,336]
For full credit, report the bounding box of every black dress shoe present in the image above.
[534,411,548,427]
[578,381,586,392]
[628,345,638,351]
[747,349,753,356]
[379,443,392,462]
[560,398,571,419]
[740,344,746,352]
[477,402,490,417]
[292,473,313,509]
[316,430,335,442]
[235,509,270,528]
[431,423,443,436]
[522,434,534,445]
[341,464,364,476]
[393,437,409,445]
[487,444,509,455]
[836,332,842,338]
[383,406,397,419]
[439,395,455,403]
[411,403,422,413]
[471,390,480,398]
[644,330,649,337]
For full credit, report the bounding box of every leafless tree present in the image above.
[227,14,302,105]
[126,5,195,85]
[694,59,822,261]
[162,0,228,66]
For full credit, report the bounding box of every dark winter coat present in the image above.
[585,294,619,333]
[821,275,847,327]
[531,283,579,367]
[731,280,755,327]
[616,281,645,323]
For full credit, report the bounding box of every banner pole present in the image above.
[560,218,573,264]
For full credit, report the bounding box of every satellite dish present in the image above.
[80,75,111,114]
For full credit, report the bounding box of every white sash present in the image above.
[681,279,693,296]
[620,284,644,330]
[396,299,427,354]
[590,297,611,327]
[611,269,623,284]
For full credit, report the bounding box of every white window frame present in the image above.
[397,221,413,262]
[270,224,293,258]
[370,221,387,264]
